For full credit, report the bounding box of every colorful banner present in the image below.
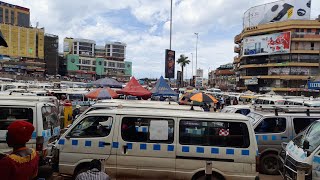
[165,49,175,79]
[243,31,291,56]
[269,67,309,75]
[244,0,311,28]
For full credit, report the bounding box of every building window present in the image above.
[316,29,320,35]
[117,63,125,68]
[108,62,115,67]
[307,29,312,33]
[311,42,315,50]
[10,10,14,24]
[295,42,299,50]
[104,61,107,67]
[5,8,9,23]
[300,29,304,33]
[92,61,96,65]
[0,8,3,23]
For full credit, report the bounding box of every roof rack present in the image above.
[253,105,320,116]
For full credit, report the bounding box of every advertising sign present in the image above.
[244,0,311,28]
[245,79,258,85]
[269,67,309,75]
[195,77,203,88]
[308,81,320,90]
[243,31,291,56]
[165,49,175,79]
[196,69,203,77]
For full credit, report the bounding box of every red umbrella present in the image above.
[85,87,118,99]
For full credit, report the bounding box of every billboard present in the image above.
[195,77,203,88]
[165,49,175,79]
[243,31,291,56]
[245,79,258,85]
[244,0,311,28]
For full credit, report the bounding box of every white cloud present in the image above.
[5,0,320,78]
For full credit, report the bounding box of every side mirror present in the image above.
[303,140,310,150]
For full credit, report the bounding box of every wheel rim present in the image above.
[264,157,278,172]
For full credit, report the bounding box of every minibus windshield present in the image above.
[294,121,320,155]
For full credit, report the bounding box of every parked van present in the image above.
[247,107,320,175]
[254,96,285,105]
[0,95,59,109]
[279,120,320,180]
[55,109,259,179]
[0,100,60,165]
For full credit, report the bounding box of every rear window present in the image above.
[0,107,33,130]
[42,106,59,130]
[179,120,250,148]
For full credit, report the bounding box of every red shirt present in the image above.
[0,149,39,180]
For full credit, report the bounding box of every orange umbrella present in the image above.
[85,87,118,99]
[190,93,218,104]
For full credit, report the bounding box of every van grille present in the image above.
[283,155,312,180]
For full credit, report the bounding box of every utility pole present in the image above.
[194,32,199,74]
[191,52,194,77]
[169,0,173,50]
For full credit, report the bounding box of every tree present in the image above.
[176,54,190,87]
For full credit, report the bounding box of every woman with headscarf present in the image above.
[0,121,39,180]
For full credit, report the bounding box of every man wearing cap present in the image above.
[0,121,39,180]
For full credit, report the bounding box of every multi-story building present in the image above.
[64,38,131,81]
[0,1,30,27]
[209,63,236,91]
[44,34,59,75]
[234,20,320,96]
[0,23,45,77]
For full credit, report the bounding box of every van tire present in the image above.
[192,171,225,180]
[73,163,90,179]
[261,153,279,175]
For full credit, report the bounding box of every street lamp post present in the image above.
[169,0,173,50]
[194,32,199,74]
[191,53,194,77]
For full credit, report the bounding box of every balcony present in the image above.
[291,49,320,54]
[240,75,312,80]
[291,32,320,42]
[234,46,241,53]
[234,34,242,44]
[239,62,319,69]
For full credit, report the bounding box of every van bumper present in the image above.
[223,172,259,180]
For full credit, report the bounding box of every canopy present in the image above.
[117,77,152,98]
[151,76,178,96]
[85,87,118,99]
[92,77,123,88]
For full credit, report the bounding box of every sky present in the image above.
[6,0,320,79]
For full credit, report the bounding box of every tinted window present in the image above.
[0,107,33,130]
[293,118,319,134]
[255,118,286,133]
[69,116,113,137]
[121,117,174,143]
[179,120,250,148]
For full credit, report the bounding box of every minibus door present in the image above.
[58,115,116,175]
[116,115,176,179]
[312,150,320,180]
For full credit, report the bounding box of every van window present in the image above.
[235,109,251,115]
[42,106,60,130]
[121,117,174,143]
[255,118,286,133]
[295,121,320,155]
[293,118,319,134]
[179,120,250,148]
[68,116,113,138]
[0,107,33,130]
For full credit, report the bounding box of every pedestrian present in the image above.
[220,97,225,109]
[202,103,210,112]
[233,97,239,105]
[76,159,110,180]
[216,101,221,110]
[73,105,81,120]
[0,121,39,180]
[226,97,231,106]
